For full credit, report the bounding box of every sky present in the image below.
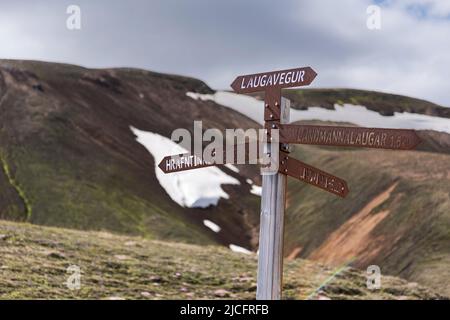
[0,0,449,106]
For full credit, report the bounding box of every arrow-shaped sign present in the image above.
[230,67,317,94]
[278,151,349,198]
[277,124,421,150]
[158,142,263,174]
[158,152,214,174]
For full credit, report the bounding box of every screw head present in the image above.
[275,102,279,107]
[272,124,277,129]
[265,103,269,108]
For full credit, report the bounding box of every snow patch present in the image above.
[131,127,239,208]
[225,163,239,173]
[187,91,263,124]
[294,104,450,134]
[186,91,212,101]
[250,185,262,197]
[186,91,450,134]
[229,244,252,255]
[203,219,221,233]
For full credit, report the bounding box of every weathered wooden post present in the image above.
[256,96,290,300]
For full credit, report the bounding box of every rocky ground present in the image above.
[0,220,445,300]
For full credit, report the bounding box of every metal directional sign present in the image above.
[157,66,422,301]
[277,124,421,150]
[158,142,262,174]
[230,67,317,93]
[158,153,214,173]
[278,151,349,198]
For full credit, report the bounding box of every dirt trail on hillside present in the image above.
[287,246,302,261]
[309,182,398,266]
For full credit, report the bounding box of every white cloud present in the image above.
[391,0,450,18]
[0,0,449,106]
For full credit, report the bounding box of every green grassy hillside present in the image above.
[0,220,444,300]
[0,59,260,249]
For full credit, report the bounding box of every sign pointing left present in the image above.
[158,153,213,174]
[158,143,263,174]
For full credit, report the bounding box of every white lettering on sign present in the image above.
[240,70,305,90]
[165,154,210,172]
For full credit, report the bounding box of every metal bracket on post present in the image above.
[257,91,290,300]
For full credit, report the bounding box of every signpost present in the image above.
[158,66,421,300]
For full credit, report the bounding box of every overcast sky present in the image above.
[1,0,449,106]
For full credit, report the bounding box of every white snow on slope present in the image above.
[188,91,264,125]
[203,219,221,233]
[229,244,253,255]
[225,163,239,173]
[131,127,239,208]
[250,185,262,196]
[187,91,450,134]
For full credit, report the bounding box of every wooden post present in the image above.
[256,96,290,300]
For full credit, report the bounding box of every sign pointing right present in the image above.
[230,67,317,94]
[277,124,421,150]
[278,151,349,198]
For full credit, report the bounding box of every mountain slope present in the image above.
[282,88,450,118]
[0,59,261,249]
[249,89,450,155]
[0,59,449,296]
[0,220,444,300]
[283,89,450,155]
[283,144,450,296]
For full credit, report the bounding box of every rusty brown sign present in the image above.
[230,67,317,94]
[278,151,349,198]
[158,153,214,174]
[156,67,424,300]
[277,124,421,150]
[158,143,263,174]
